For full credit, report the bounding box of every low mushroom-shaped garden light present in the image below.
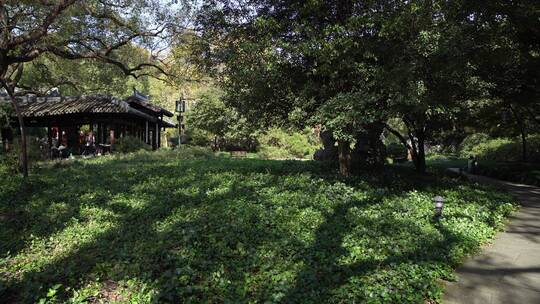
[433,196,445,221]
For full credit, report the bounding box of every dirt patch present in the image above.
[91,280,125,303]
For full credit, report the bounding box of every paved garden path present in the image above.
[444,169,540,304]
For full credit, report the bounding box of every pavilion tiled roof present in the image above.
[14,95,130,117]
[0,94,175,127]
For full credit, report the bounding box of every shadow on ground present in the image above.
[0,156,514,303]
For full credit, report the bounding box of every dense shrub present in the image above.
[157,145,215,159]
[527,136,540,162]
[458,133,490,157]
[184,128,258,152]
[0,153,18,174]
[114,136,151,153]
[464,138,516,161]
[476,163,540,186]
[184,128,213,147]
[1,136,47,173]
[220,134,258,152]
[386,142,408,160]
[258,128,320,159]
[185,88,259,151]
[120,145,215,161]
[460,134,540,162]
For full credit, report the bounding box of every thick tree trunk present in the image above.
[520,127,527,162]
[366,122,386,168]
[1,82,28,177]
[511,105,528,162]
[9,95,29,177]
[407,130,426,174]
[409,130,426,173]
[337,140,352,177]
[415,133,426,173]
[350,123,386,172]
[384,122,426,173]
[313,130,338,161]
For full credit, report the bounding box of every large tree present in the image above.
[186,86,259,151]
[196,0,481,173]
[196,0,399,175]
[197,0,540,173]
[0,0,191,176]
[463,0,540,161]
[379,0,482,172]
[17,46,154,97]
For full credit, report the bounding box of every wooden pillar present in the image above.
[47,126,52,146]
[97,123,103,144]
[145,121,149,144]
[156,122,160,149]
[114,124,119,140]
[47,126,52,157]
[152,122,157,150]
[58,126,63,146]
[110,129,115,146]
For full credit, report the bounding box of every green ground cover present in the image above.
[0,149,516,303]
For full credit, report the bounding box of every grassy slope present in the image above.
[0,150,516,303]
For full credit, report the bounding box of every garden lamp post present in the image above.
[175,97,186,147]
[433,196,445,221]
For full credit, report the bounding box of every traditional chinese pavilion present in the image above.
[0,89,175,153]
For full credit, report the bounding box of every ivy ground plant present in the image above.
[0,148,516,303]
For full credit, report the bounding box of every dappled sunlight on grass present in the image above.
[0,149,516,303]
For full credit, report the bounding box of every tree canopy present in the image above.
[1,0,539,176]
[195,0,540,174]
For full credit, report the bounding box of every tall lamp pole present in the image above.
[175,97,186,147]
